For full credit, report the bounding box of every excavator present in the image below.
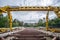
[0,6,60,33]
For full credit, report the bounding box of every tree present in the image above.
[23,23,30,27]
[48,18,60,28]
[12,19,23,27]
[0,14,8,28]
[38,19,43,26]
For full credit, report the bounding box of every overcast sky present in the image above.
[0,0,60,23]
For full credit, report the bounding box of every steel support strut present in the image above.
[7,9,12,31]
[46,11,49,30]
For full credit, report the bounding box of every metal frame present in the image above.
[0,6,60,32]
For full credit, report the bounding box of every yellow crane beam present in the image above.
[4,6,60,11]
[0,9,6,13]
[0,6,60,11]
[0,6,60,17]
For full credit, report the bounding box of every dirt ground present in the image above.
[0,28,60,40]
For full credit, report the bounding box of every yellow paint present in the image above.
[7,10,12,31]
[46,11,49,30]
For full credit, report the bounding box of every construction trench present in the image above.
[0,27,60,40]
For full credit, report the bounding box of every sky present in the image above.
[0,0,60,23]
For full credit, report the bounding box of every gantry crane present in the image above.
[0,6,60,32]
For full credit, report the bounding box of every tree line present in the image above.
[0,14,60,28]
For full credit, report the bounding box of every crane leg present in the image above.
[7,10,12,31]
[46,11,49,30]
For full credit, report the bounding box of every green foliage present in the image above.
[36,18,60,28]
[0,15,8,28]
[0,13,60,28]
[37,19,44,26]
[48,18,60,28]
[23,23,30,27]
[0,14,24,28]
[12,19,23,27]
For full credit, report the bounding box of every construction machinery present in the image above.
[0,6,60,32]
